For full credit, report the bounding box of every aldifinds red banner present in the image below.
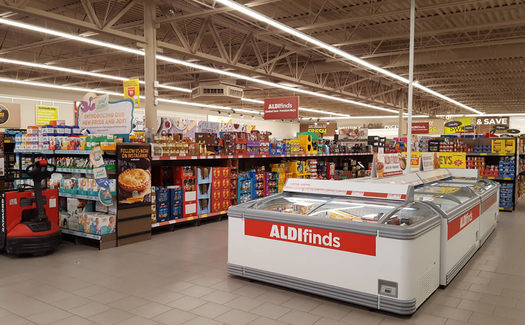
[244,219,376,256]
[447,205,480,240]
[263,96,299,119]
[412,122,430,134]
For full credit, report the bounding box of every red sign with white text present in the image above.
[412,122,430,134]
[264,96,299,119]
[447,205,480,240]
[244,219,376,256]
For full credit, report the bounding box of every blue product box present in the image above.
[168,186,183,204]
[171,205,182,219]
[156,187,169,205]
[197,182,211,199]
[156,206,170,222]
[197,198,211,215]
[197,167,213,184]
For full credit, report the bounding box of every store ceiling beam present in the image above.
[331,19,525,48]
[156,0,279,25]
[80,0,102,29]
[257,0,491,34]
[361,37,525,59]
[375,43,525,68]
[103,0,136,30]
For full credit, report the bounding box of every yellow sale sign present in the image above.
[123,78,140,108]
[438,152,466,168]
[36,105,58,125]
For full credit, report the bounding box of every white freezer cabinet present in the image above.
[228,180,442,315]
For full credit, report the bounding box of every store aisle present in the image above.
[0,208,524,325]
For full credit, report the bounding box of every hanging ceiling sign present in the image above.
[263,96,299,119]
[444,118,474,134]
[123,78,140,109]
[476,116,509,133]
[77,93,134,134]
[412,122,429,134]
[493,124,509,131]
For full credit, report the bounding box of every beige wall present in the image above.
[0,84,299,138]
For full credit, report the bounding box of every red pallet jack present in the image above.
[1,160,61,255]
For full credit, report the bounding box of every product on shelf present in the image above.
[500,183,514,209]
[172,166,197,217]
[211,167,231,212]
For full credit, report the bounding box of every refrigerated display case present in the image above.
[362,168,499,286]
[228,179,442,315]
[432,178,498,246]
[413,185,480,286]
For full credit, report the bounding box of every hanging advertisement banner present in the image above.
[411,122,429,134]
[263,96,299,119]
[438,152,466,168]
[476,116,509,134]
[123,78,140,109]
[300,122,337,137]
[0,102,21,128]
[36,105,58,125]
[338,127,368,141]
[156,117,198,138]
[77,93,134,134]
[374,153,404,178]
[444,118,474,134]
[117,143,151,209]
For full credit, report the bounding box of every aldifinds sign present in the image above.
[263,96,299,119]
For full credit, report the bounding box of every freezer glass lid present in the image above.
[251,192,329,215]
[308,198,399,223]
[440,180,496,194]
[415,185,475,203]
[382,202,436,227]
[413,193,461,214]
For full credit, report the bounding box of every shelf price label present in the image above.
[438,152,466,169]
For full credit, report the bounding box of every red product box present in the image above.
[173,166,196,181]
[183,201,197,217]
[211,189,221,201]
[221,200,230,211]
[222,189,230,201]
[211,179,222,191]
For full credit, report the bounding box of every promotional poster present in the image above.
[117,143,151,209]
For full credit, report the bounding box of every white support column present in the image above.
[398,109,404,138]
[144,0,157,135]
[406,0,415,174]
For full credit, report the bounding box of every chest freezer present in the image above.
[433,178,499,245]
[414,184,480,286]
[228,179,442,315]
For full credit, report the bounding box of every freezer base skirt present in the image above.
[227,263,417,315]
[480,224,496,247]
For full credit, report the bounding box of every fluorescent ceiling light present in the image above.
[0,58,191,93]
[0,17,398,115]
[303,114,429,120]
[214,0,483,115]
[437,113,525,117]
[240,97,350,117]
[0,77,262,114]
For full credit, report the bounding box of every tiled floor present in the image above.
[1,205,525,325]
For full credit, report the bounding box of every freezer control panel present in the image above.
[378,279,398,298]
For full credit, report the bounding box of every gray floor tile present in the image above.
[2,210,525,325]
